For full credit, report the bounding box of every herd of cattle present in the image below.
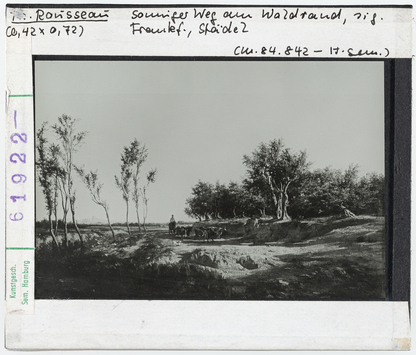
[168,223,227,242]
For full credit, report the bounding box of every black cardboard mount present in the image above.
[386,59,411,302]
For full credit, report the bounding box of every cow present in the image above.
[185,226,192,237]
[205,227,227,242]
[194,227,207,240]
[175,226,186,240]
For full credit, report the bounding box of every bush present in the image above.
[130,235,173,267]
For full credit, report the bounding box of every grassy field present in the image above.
[35,216,385,300]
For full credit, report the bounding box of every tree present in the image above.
[287,165,381,219]
[238,181,269,217]
[215,182,236,219]
[115,139,151,236]
[36,123,62,252]
[52,114,87,248]
[354,172,384,216]
[140,169,157,232]
[129,140,148,233]
[185,180,265,220]
[243,139,310,220]
[115,159,133,236]
[212,181,226,219]
[288,167,344,218]
[76,167,116,241]
[49,144,62,238]
[185,181,215,220]
[221,182,261,218]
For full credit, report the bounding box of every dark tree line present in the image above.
[184,181,265,221]
[185,139,384,221]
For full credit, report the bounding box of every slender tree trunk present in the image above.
[135,207,142,233]
[133,178,141,233]
[263,172,281,219]
[62,208,68,248]
[53,205,59,237]
[60,186,69,248]
[281,191,290,220]
[276,191,283,220]
[280,182,291,220]
[142,211,146,233]
[48,211,60,253]
[52,189,58,237]
[70,199,84,249]
[103,206,116,242]
[125,200,131,236]
[53,177,59,236]
[58,180,68,247]
[142,201,148,232]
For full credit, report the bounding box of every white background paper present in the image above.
[2,0,413,352]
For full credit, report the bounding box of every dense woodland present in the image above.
[185,139,384,221]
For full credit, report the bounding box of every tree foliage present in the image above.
[36,116,159,251]
[186,139,384,221]
[115,139,156,235]
[243,139,310,220]
[140,168,157,231]
[185,181,266,220]
[288,166,383,219]
[51,114,87,248]
[115,148,134,236]
[36,123,63,251]
[76,167,116,241]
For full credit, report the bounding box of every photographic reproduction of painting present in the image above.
[34,60,385,301]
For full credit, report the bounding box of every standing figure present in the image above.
[169,215,176,234]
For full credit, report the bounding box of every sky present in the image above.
[35,60,384,223]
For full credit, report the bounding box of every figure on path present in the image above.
[169,215,176,234]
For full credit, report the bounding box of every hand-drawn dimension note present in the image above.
[5,4,412,351]
[5,6,412,57]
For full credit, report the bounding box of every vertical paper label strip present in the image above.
[6,250,34,314]
[5,19,35,315]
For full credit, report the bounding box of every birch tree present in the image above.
[76,167,116,241]
[115,162,132,236]
[129,140,148,233]
[140,169,157,232]
[52,114,87,248]
[36,123,62,251]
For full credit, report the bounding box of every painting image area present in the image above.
[34,60,385,300]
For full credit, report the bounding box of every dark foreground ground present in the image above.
[35,216,385,300]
